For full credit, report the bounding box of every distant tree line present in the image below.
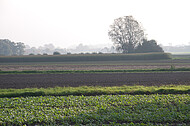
[0,39,25,56]
[24,44,67,55]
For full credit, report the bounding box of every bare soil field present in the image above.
[0,59,190,71]
[1,72,190,89]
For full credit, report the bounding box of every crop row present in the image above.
[0,94,189,125]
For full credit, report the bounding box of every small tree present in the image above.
[108,16,145,53]
[135,39,164,53]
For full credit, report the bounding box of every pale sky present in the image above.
[1,0,190,48]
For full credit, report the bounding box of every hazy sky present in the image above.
[1,0,190,48]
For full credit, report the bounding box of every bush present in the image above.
[53,51,61,55]
[135,39,164,53]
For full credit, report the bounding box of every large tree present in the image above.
[108,16,145,53]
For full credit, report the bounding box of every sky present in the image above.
[1,0,190,48]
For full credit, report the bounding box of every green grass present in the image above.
[0,94,189,125]
[0,85,189,98]
[1,67,190,74]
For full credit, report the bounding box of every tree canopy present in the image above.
[108,16,145,53]
[108,16,164,53]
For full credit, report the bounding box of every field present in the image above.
[1,59,190,71]
[0,53,171,63]
[1,94,189,125]
[0,54,190,125]
[1,72,190,89]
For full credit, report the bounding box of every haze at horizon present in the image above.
[1,0,190,48]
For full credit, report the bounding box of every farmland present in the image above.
[0,94,189,125]
[0,58,190,71]
[0,53,190,125]
[1,72,190,89]
[0,53,171,63]
[0,53,188,72]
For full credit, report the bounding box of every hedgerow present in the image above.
[0,53,171,63]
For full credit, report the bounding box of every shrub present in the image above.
[53,51,61,55]
[135,39,164,53]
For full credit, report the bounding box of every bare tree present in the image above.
[108,16,145,53]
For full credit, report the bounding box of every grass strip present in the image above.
[0,85,189,98]
[1,67,190,74]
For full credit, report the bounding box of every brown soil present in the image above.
[1,72,190,89]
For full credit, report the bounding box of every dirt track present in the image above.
[0,72,190,89]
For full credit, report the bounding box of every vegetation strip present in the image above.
[0,52,171,63]
[0,94,189,125]
[1,67,190,74]
[0,85,189,98]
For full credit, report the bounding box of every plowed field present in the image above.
[1,72,190,89]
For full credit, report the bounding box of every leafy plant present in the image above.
[0,94,189,125]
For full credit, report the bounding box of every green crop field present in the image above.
[0,85,190,125]
[0,94,189,126]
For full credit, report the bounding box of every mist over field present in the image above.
[1,1,190,125]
